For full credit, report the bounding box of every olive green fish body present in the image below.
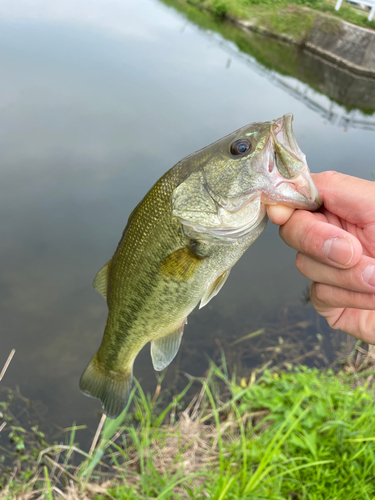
[80,114,322,418]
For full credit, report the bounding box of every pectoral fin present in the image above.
[93,259,112,300]
[159,248,203,281]
[151,321,186,371]
[199,269,231,309]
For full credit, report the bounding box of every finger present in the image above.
[320,207,345,229]
[311,305,375,344]
[311,171,375,225]
[267,204,295,226]
[296,254,375,293]
[311,282,375,310]
[280,210,362,268]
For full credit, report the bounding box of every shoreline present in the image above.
[187,0,375,78]
[3,357,375,499]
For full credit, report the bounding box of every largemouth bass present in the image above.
[80,113,322,418]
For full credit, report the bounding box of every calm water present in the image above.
[0,0,374,440]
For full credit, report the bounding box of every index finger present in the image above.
[267,204,295,226]
[280,209,363,269]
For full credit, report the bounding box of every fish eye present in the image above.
[230,139,251,156]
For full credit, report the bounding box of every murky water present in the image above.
[0,0,374,441]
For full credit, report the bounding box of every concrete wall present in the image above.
[298,50,375,110]
[237,12,375,78]
[306,16,375,78]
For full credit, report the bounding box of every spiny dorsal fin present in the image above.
[159,248,203,281]
[93,259,112,300]
[199,269,231,309]
[151,320,186,371]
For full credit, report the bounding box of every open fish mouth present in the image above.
[272,176,322,210]
[262,113,322,210]
[283,112,300,152]
[272,113,299,152]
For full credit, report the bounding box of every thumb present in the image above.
[312,171,375,225]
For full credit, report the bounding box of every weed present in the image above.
[3,343,375,499]
[191,0,375,31]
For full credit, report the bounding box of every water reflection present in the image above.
[0,0,373,444]
[162,0,375,129]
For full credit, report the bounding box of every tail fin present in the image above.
[79,353,133,419]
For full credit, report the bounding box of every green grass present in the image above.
[319,1,375,30]
[3,358,375,499]
[188,0,375,34]
[197,0,319,43]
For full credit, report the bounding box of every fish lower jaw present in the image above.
[261,179,321,211]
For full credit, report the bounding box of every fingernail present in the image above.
[323,237,353,266]
[363,265,375,287]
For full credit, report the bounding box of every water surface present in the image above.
[0,0,374,440]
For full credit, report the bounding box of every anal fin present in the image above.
[151,320,186,371]
[199,269,231,309]
[93,259,112,300]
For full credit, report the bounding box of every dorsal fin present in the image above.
[199,269,231,309]
[93,259,112,300]
[151,320,186,371]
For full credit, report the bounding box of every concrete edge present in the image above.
[190,0,375,81]
[236,17,375,79]
[304,42,375,78]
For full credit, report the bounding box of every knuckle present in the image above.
[367,294,375,310]
[300,220,321,256]
[295,252,312,279]
[310,282,321,305]
[318,171,339,183]
[295,252,305,272]
[354,265,368,289]
[313,282,325,301]
[327,317,342,330]
[316,171,343,190]
[280,210,309,248]
[312,282,337,307]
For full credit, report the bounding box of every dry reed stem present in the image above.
[148,411,218,478]
[0,349,15,383]
[6,313,373,500]
[89,413,106,455]
[11,387,225,500]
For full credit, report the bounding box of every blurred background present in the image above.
[0,0,374,444]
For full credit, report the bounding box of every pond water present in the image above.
[0,0,374,443]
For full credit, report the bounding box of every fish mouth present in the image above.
[272,113,298,151]
[263,113,322,210]
[268,172,322,210]
[283,113,299,152]
[291,171,322,208]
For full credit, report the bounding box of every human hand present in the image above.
[267,171,375,344]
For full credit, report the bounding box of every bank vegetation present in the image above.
[1,339,375,499]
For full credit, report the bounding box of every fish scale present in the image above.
[80,113,322,418]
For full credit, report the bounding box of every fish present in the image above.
[80,113,322,419]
